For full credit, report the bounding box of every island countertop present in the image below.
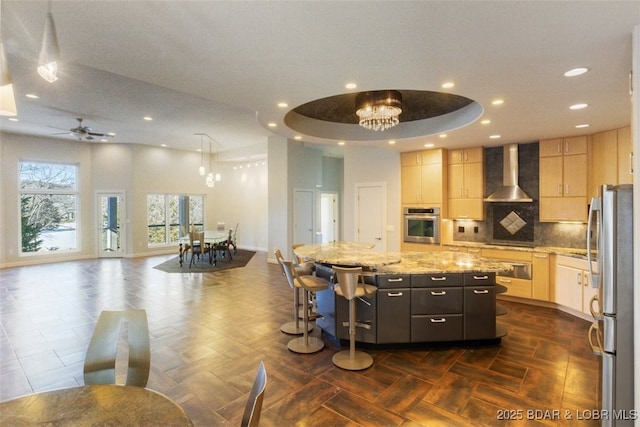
[294,242,514,275]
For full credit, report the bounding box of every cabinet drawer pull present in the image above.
[388,278,404,282]
[630,152,634,175]
[430,291,446,296]
[533,254,548,258]
[430,318,446,323]
[473,289,489,294]
[430,277,447,281]
[386,292,403,297]
[498,278,512,284]
[472,275,488,280]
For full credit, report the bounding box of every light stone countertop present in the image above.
[294,242,514,275]
[442,242,591,259]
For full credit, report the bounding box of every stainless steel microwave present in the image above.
[403,207,440,244]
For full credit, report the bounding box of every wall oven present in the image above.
[403,207,440,244]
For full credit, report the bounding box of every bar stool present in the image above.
[332,266,377,370]
[292,244,319,320]
[281,259,328,353]
[274,249,312,335]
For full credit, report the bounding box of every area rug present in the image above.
[153,249,255,273]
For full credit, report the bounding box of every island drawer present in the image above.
[377,275,410,289]
[411,273,463,288]
[411,288,463,314]
[411,314,463,342]
[464,272,495,286]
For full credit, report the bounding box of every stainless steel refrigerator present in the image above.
[588,184,634,427]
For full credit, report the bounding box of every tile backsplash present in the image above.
[452,141,588,249]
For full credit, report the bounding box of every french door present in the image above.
[97,192,125,257]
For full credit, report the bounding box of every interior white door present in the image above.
[293,189,314,246]
[356,183,386,253]
[320,192,339,243]
[98,193,125,257]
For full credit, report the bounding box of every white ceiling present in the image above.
[2,1,639,160]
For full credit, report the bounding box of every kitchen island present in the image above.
[294,242,514,346]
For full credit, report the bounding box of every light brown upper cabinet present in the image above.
[590,126,633,198]
[447,147,484,220]
[539,136,588,222]
[401,149,446,208]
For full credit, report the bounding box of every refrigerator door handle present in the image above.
[589,294,603,320]
[588,322,604,356]
[587,197,601,288]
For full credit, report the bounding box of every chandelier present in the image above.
[355,90,402,131]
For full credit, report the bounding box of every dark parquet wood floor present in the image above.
[0,252,600,426]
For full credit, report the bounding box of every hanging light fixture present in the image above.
[198,134,205,175]
[205,138,215,188]
[0,4,17,116]
[355,90,402,131]
[37,0,60,83]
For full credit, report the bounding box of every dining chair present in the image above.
[231,223,239,254]
[241,361,267,427]
[189,231,211,267]
[83,309,150,387]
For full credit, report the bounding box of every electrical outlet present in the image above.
[474,227,479,233]
[458,226,465,233]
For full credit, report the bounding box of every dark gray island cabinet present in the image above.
[316,270,504,346]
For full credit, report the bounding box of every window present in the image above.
[147,194,204,246]
[20,162,78,253]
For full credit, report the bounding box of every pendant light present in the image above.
[38,1,60,83]
[0,4,17,116]
[198,134,205,175]
[206,138,215,188]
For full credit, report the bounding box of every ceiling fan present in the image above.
[50,118,114,141]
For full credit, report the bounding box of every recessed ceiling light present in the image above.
[294,135,302,140]
[480,119,491,125]
[107,132,116,137]
[388,140,396,145]
[570,103,588,110]
[143,116,153,121]
[25,94,39,99]
[277,102,288,108]
[338,141,345,146]
[267,122,277,127]
[564,67,589,77]
[492,99,504,106]
[489,134,501,139]
[9,117,18,121]
[439,134,447,138]
[424,143,435,148]
[575,123,590,128]
[441,82,455,89]
[345,83,357,90]
[160,144,167,147]
[101,139,108,142]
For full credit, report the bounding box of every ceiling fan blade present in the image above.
[85,135,95,140]
[88,132,107,137]
[51,132,73,135]
[47,125,72,132]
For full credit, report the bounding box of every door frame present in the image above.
[320,191,340,243]
[96,191,126,257]
[293,188,315,249]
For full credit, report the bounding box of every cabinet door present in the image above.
[464,147,484,163]
[591,130,618,197]
[532,253,550,301]
[563,153,587,197]
[617,126,633,184]
[464,162,484,198]
[421,163,442,204]
[401,151,421,166]
[539,139,564,157]
[377,288,410,343]
[401,165,422,204]
[448,163,464,198]
[539,197,588,222]
[539,156,563,196]
[555,264,582,311]
[464,286,496,340]
[563,136,588,154]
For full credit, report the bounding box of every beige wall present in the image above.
[0,132,268,267]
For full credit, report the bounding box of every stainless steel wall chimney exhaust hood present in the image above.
[484,143,533,202]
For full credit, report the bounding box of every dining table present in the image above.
[178,230,229,266]
[0,384,194,426]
